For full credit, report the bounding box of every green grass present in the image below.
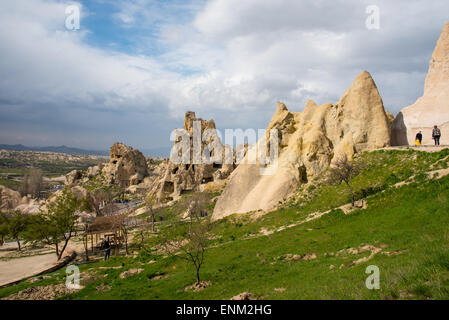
[2,149,449,300]
[137,192,219,222]
[66,176,449,300]
[0,155,106,177]
[0,178,21,189]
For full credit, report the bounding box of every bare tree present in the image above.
[90,188,115,216]
[144,194,158,232]
[160,193,211,285]
[161,216,211,285]
[327,155,363,207]
[121,215,130,255]
[20,168,43,198]
[82,230,90,261]
[183,192,208,233]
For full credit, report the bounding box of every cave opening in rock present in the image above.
[162,181,174,193]
[201,177,213,184]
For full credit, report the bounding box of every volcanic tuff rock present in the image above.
[147,111,239,203]
[65,169,84,185]
[212,71,390,221]
[392,22,449,145]
[0,185,22,211]
[14,198,42,215]
[102,143,149,188]
[0,185,43,214]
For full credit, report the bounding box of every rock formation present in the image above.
[392,22,449,145]
[212,71,390,221]
[0,185,22,211]
[63,143,153,195]
[14,198,42,215]
[147,111,238,203]
[101,143,149,188]
[65,170,84,185]
[0,185,42,214]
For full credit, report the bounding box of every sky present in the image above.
[0,0,448,155]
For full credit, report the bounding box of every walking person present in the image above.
[432,125,441,146]
[103,237,111,261]
[415,131,423,146]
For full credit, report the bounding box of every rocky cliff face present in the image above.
[147,111,238,203]
[102,143,149,188]
[392,22,449,145]
[0,185,22,211]
[0,185,41,214]
[212,71,390,221]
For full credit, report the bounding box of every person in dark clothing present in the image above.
[415,131,423,145]
[103,237,111,260]
[432,125,441,146]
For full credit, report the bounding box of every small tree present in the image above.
[327,155,362,206]
[27,189,82,260]
[145,194,157,232]
[24,213,59,253]
[161,217,211,285]
[90,187,116,217]
[0,212,10,246]
[121,215,129,255]
[161,193,211,285]
[183,192,208,233]
[3,210,29,251]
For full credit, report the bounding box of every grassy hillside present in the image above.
[2,148,449,300]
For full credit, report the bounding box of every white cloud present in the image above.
[1,0,448,151]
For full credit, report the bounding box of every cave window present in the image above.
[300,167,308,183]
[201,177,213,184]
[213,163,222,169]
[172,167,179,174]
[163,181,174,193]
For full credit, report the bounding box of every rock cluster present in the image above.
[65,169,84,185]
[392,22,449,145]
[102,142,149,188]
[147,111,239,203]
[0,185,22,211]
[0,185,44,214]
[64,142,150,190]
[14,198,42,215]
[212,71,390,221]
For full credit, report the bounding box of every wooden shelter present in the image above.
[84,215,125,257]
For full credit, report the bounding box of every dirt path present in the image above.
[0,253,58,287]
